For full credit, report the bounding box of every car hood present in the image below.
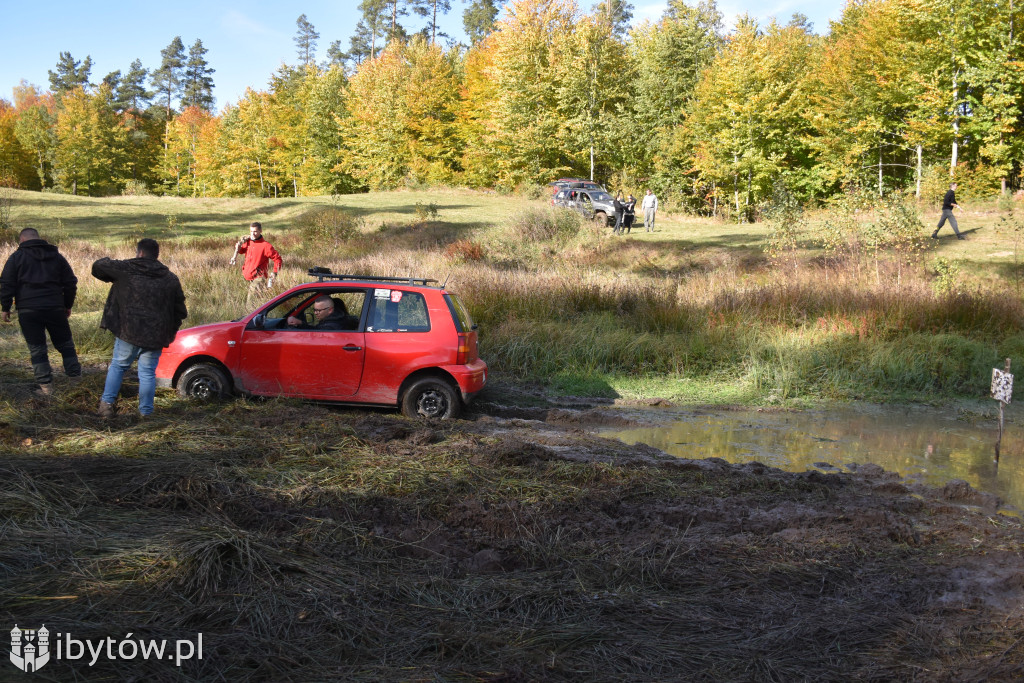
[167,320,242,352]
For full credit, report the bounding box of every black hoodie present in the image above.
[0,238,78,312]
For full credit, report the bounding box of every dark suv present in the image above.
[155,270,487,419]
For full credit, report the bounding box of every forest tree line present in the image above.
[0,0,1022,216]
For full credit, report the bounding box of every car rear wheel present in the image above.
[401,377,461,420]
[177,363,232,401]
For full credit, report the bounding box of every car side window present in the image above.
[255,290,365,330]
[367,290,430,333]
[258,292,312,328]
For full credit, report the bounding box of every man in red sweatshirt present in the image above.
[229,221,282,308]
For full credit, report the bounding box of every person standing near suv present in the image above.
[0,227,81,397]
[612,192,625,234]
[623,194,637,234]
[642,189,658,232]
[932,183,964,240]
[230,221,282,307]
[93,238,187,418]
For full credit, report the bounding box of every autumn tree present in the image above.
[554,10,631,183]
[806,0,929,196]
[12,84,56,189]
[164,105,216,195]
[51,86,127,195]
[684,16,819,217]
[341,43,413,188]
[458,36,501,185]
[0,99,38,189]
[481,0,580,186]
[623,0,721,200]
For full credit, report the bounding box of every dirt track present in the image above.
[1,384,1023,680]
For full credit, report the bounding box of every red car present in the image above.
[155,270,487,419]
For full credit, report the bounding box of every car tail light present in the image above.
[457,333,476,364]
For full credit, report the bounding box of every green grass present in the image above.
[9,188,527,244]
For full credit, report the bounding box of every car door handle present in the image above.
[342,345,362,351]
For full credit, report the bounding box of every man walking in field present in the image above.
[932,182,965,240]
[93,238,187,418]
[641,189,658,232]
[0,227,81,397]
[229,221,282,308]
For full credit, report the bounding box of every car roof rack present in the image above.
[307,267,438,286]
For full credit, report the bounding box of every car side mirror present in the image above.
[252,313,266,329]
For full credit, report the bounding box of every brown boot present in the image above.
[97,400,115,419]
[33,383,54,399]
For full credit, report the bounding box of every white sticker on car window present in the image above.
[390,290,403,303]
[374,288,390,299]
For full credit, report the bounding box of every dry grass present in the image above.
[0,367,1022,680]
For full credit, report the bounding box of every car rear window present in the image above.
[444,294,475,333]
[367,289,430,332]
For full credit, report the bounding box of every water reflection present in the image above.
[601,405,1024,512]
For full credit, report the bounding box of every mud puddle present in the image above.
[600,404,1024,511]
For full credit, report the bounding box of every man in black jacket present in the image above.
[93,238,187,417]
[932,182,965,240]
[286,295,357,330]
[0,227,81,397]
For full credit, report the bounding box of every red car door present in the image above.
[235,289,367,399]
[236,328,365,399]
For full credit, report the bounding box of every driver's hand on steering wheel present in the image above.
[286,315,303,327]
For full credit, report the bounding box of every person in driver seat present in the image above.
[286,295,355,330]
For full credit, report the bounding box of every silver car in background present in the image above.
[552,188,616,226]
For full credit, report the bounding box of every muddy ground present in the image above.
[1,374,1023,681]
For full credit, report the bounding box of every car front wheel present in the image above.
[593,211,608,226]
[177,363,232,401]
[401,377,461,420]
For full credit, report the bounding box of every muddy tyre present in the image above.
[177,363,231,401]
[593,211,608,226]
[401,377,461,420]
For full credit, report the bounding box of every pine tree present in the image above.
[102,71,124,110]
[151,37,186,116]
[119,59,153,113]
[343,0,390,69]
[594,0,632,33]
[412,0,452,45]
[295,14,320,66]
[47,52,93,98]
[463,0,498,43]
[182,39,216,111]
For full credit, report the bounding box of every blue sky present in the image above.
[1,1,843,110]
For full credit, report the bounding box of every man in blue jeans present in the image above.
[93,238,187,418]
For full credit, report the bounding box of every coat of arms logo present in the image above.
[10,625,51,673]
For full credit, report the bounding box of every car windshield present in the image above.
[590,192,612,202]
